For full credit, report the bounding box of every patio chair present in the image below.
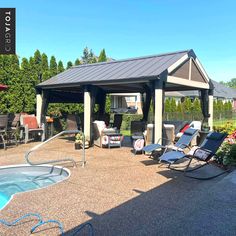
[111,114,123,132]
[8,113,21,143]
[93,120,122,148]
[131,121,146,136]
[160,131,228,180]
[66,114,80,130]
[0,114,9,149]
[21,115,45,144]
[143,128,198,157]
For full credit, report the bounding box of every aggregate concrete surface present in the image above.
[0,138,235,235]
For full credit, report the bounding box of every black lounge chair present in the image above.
[160,132,228,180]
[143,128,199,157]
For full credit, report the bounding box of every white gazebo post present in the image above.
[154,79,164,143]
[36,91,43,126]
[84,87,91,141]
[208,90,214,131]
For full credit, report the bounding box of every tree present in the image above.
[220,78,236,88]
[82,47,97,64]
[74,58,81,65]
[41,53,50,81]
[49,56,57,76]
[170,98,177,112]
[41,53,48,71]
[164,98,171,112]
[98,49,107,62]
[192,98,201,112]
[66,61,73,69]
[182,97,192,112]
[57,60,64,73]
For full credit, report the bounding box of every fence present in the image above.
[119,111,236,133]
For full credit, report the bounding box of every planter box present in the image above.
[75,143,82,150]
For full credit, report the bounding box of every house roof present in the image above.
[37,50,192,88]
[211,80,236,99]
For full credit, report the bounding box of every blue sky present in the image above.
[2,0,236,82]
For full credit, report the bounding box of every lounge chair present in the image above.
[160,131,228,180]
[143,128,198,157]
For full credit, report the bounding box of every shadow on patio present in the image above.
[63,167,234,236]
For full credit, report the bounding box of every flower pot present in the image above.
[75,143,82,150]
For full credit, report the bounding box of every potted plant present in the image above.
[75,133,90,149]
[75,133,83,149]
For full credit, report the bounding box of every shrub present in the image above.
[120,114,143,130]
[216,129,236,166]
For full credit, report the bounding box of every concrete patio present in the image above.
[0,138,235,235]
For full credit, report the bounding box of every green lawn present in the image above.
[213,118,236,127]
[120,130,131,136]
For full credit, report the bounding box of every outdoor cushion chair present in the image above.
[21,115,45,144]
[131,121,146,136]
[93,120,122,148]
[111,114,123,132]
[66,114,80,131]
[160,131,228,180]
[143,128,199,157]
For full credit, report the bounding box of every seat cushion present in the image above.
[23,116,38,129]
[160,151,186,164]
[184,128,197,135]
[143,143,163,152]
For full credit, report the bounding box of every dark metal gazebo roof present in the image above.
[37,49,210,103]
[38,50,193,88]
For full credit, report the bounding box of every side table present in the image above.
[106,133,123,148]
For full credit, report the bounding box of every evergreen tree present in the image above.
[183,97,192,112]
[217,100,224,112]
[41,53,48,71]
[34,50,41,66]
[67,61,73,69]
[57,60,65,73]
[192,98,201,112]
[82,47,97,64]
[170,98,177,112]
[98,49,107,62]
[0,55,20,112]
[34,50,42,83]
[49,56,57,76]
[41,53,50,81]
[176,101,183,113]
[74,58,81,65]
[164,98,171,112]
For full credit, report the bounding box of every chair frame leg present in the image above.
[183,158,229,180]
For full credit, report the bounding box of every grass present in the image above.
[213,118,236,127]
[120,130,131,136]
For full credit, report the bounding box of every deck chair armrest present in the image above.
[193,147,213,156]
[186,147,214,161]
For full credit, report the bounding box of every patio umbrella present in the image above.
[0,84,8,91]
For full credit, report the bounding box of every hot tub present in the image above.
[0,164,70,210]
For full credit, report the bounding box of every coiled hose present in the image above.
[0,212,94,235]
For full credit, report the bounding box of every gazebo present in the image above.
[36,49,213,143]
